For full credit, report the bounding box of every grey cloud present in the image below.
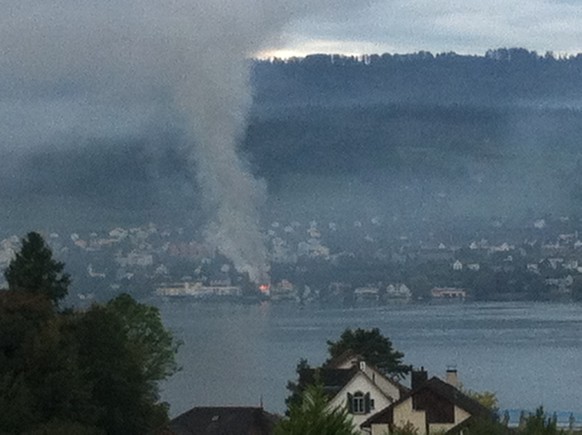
[277,0,582,54]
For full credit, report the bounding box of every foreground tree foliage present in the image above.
[0,292,99,433]
[104,293,180,381]
[460,387,499,415]
[456,417,510,435]
[4,232,71,305]
[519,407,563,435]
[0,233,179,434]
[391,422,420,435]
[275,384,358,435]
[284,358,311,413]
[326,327,410,377]
[443,407,562,435]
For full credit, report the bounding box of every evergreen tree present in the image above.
[4,232,71,305]
[0,292,97,433]
[275,384,358,435]
[284,358,311,414]
[1,235,179,434]
[326,328,410,377]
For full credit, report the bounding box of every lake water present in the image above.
[157,301,582,418]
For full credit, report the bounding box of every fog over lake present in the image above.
[158,300,582,417]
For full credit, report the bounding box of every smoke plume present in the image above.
[167,0,369,283]
[0,0,370,282]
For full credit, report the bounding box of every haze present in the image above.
[2,0,582,247]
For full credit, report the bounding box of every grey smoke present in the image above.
[0,0,372,283]
[175,1,379,282]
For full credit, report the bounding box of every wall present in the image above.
[327,372,396,433]
[393,398,427,435]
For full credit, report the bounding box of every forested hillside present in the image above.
[253,48,582,108]
[3,48,582,232]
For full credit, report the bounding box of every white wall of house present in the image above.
[333,361,403,402]
[370,423,390,435]
[363,366,402,402]
[327,372,396,432]
[372,401,472,435]
[393,398,427,435]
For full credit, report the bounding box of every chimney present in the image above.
[411,366,428,389]
[445,366,459,388]
[359,361,367,372]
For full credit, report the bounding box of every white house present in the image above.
[300,351,408,432]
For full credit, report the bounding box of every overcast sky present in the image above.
[1,0,581,156]
[262,0,582,57]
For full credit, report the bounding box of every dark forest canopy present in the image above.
[0,233,180,434]
[252,48,582,109]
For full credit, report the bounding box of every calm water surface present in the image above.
[157,301,582,416]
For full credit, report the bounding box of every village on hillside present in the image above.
[2,214,582,304]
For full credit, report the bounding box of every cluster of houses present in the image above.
[2,214,582,301]
[158,351,498,435]
[155,281,243,299]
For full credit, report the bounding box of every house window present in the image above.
[353,392,365,414]
[347,391,372,414]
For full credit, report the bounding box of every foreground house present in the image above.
[300,351,409,431]
[158,407,279,435]
[361,369,493,435]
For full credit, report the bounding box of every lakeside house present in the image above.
[361,368,495,435]
[299,351,409,432]
[354,286,380,301]
[156,282,242,299]
[431,288,467,299]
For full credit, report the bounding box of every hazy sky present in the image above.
[1,0,581,154]
[262,0,582,57]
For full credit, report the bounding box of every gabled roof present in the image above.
[330,369,400,405]
[361,377,493,428]
[420,377,492,418]
[161,406,280,435]
[324,351,409,396]
[300,363,409,401]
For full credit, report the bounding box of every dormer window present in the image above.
[347,391,371,414]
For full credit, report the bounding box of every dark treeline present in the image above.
[253,48,582,108]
